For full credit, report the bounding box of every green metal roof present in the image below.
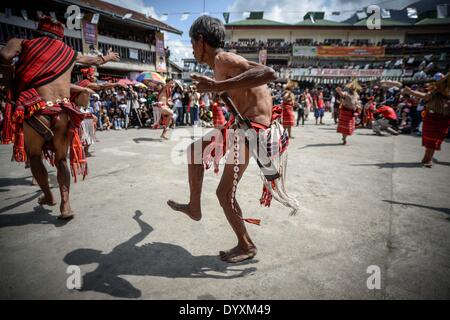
[226,19,289,26]
[414,17,450,25]
[353,18,412,27]
[295,19,351,26]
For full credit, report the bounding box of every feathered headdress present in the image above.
[346,77,362,91]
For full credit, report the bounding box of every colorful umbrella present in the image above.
[134,82,148,88]
[136,72,165,84]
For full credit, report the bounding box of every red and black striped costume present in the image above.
[281,101,295,127]
[422,112,450,151]
[337,107,356,136]
[6,37,87,181]
[15,37,76,92]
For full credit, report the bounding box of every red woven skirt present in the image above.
[337,108,355,136]
[282,103,295,127]
[422,112,450,151]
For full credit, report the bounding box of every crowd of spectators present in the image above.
[85,84,230,132]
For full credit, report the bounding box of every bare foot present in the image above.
[167,200,201,221]
[423,161,433,168]
[219,245,257,263]
[59,203,74,220]
[38,195,56,206]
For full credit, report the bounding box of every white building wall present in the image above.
[227,27,409,44]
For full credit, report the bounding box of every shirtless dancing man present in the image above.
[0,16,119,218]
[168,16,278,262]
[156,78,175,140]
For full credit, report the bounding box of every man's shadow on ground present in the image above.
[298,143,343,150]
[63,210,258,298]
[0,205,70,228]
[433,158,450,166]
[133,137,163,143]
[352,162,423,169]
[0,192,41,214]
[383,200,450,218]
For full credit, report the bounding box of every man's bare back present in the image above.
[36,66,74,102]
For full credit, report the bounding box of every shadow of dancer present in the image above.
[132,137,163,143]
[383,200,450,216]
[63,210,257,298]
[352,162,423,169]
[298,143,343,150]
[0,206,71,228]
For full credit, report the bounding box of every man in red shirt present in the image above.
[372,105,399,135]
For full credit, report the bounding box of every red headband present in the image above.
[37,15,64,39]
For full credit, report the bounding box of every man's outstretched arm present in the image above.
[192,53,277,92]
[76,48,120,66]
[87,82,127,91]
[70,83,96,95]
[0,38,23,64]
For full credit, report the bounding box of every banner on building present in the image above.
[155,31,167,73]
[317,46,385,57]
[258,49,267,65]
[292,45,317,57]
[81,20,98,54]
[291,68,384,77]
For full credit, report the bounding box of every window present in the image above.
[381,39,400,45]
[268,38,284,44]
[324,39,342,45]
[353,39,370,46]
[237,38,256,46]
[295,38,313,45]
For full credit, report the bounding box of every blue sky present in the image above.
[105,0,417,65]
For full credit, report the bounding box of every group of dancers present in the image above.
[278,75,449,169]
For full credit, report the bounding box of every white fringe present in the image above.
[259,121,300,215]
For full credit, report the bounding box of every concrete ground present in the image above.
[1,115,449,300]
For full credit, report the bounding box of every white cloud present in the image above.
[165,37,194,66]
[180,13,190,21]
[227,0,419,23]
[103,0,161,20]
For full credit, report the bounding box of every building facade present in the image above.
[0,0,182,81]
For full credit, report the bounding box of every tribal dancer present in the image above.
[0,15,120,218]
[281,80,296,138]
[167,16,298,263]
[156,78,175,140]
[336,79,362,145]
[402,74,450,168]
[362,96,376,128]
[70,66,125,155]
[212,94,226,129]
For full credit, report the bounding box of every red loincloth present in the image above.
[281,102,295,127]
[337,108,356,136]
[422,112,450,151]
[11,89,87,182]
